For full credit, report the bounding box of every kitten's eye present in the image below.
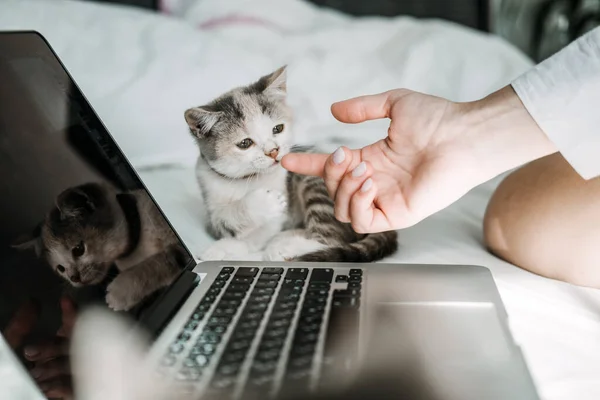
[236,138,254,149]
[57,265,65,273]
[272,124,284,134]
[72,241,85,258]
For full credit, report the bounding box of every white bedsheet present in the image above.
[2,1,600,399]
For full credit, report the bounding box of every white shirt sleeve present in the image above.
[511,27,600,180]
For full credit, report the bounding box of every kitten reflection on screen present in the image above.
[11,181,186,311]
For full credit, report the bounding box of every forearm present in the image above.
[456,85,558,181]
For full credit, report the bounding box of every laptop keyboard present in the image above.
[160,266,363,399]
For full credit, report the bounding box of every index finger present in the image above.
[3,300,39,350]
[57,296,78,338]
[281,153,328,177]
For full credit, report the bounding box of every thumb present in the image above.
[331,91,394,123]
[281,152,328,177]
[57,296,78,338]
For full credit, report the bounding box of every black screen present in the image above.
[0,32,194,395]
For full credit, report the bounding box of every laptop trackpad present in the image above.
[367,302,515,365]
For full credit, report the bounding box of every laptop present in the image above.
[0,31,540,400]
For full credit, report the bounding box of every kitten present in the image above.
[184,66,398,262]
[12,182,186,311]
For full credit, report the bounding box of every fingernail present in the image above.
[361,178,373,192]
[352,162,367,177]
[31,368,42,379]
[24,346,39,357]
[39,382,49,391]
[332,147,345,165]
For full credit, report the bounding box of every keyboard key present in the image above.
[288,355,313,370]
[293,332,319,345]
[246,373,276,389]
[169,342,184,354]
[297,323,321,335]
[227,283,250,292]
[221,350,247,364]
[217,272,231,280]
[335,275,348,283]
[285,268,309,280]
[232,276,253,284]
[241,311,264,321]
[191,343,215,356]
[290,343,316,357]
[332,297,360,308]
[200,294,217,304]
[252,287,275,296]
[198,331,222,344]
[299,314,323,325]
[229,339,252,352]
[249,294,272,303]
[333,288,361,297]
[177,368,202,381]
[308,282,330,290]
[178,331,192,342]
[349,269,363,276]
[212,307,237,317]
[309,268,333,283]
[300,304,326,316]
[263,267,284,274]
[270,309,296,320]
[207,287,222,296]
[255,348,280,362]
[221,291,245,300]
[232,328,257,341]
[208,315,232,325]
[251,360,278,376]
[349,275,362,283]
[259,337,285,350]
[217,363,241,376]
[217,298,242,308]
[306,288,329,298]
[237,319,260,330]
[283,278,306,287]
[348,282,362,289]
[277,292,301,302]
[211,279,227,288]
[245,302,268,313]
[194,354,209,367]
[267,318,292,329]
[303,297,327,306]
[190,311,205,321]
[205,324,227,334]
[235,267,259,277]
[221,267,235,274]
[254,281,278,289]
[259,273,281,281]
[263,327,289,339]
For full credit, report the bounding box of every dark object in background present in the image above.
[308,0,490,31]
[81,0,158,9]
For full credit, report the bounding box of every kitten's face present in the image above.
[13,183,128,287]
[185,66,293,179]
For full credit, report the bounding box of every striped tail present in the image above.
[295,230,398,262]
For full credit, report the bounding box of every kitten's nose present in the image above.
[266,147,279,160]
[70,273,81,283]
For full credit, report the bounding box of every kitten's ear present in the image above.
[56,185,97,220]
[260,65,287,98]
[185,107,222,138]
[11,224,43,257]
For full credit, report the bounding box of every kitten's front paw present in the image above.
[199,238,250,261]
[246,189,287,220]
[106,275,143,312]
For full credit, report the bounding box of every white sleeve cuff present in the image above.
[511,28,600,180]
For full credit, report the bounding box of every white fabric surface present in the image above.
[1,1,600,399]
[512,27,600,180]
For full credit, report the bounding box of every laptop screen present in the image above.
[0,32,194,385]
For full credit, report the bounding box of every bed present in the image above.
[1,0,600,399]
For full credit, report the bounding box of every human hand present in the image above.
[282,86,556,232]
[24,296,78,400]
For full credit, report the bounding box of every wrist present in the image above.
[458,85,557,179]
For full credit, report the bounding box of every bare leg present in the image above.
[484,153,600,288]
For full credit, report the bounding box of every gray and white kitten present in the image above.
[184,66,397,262]
[12,182,184,311]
